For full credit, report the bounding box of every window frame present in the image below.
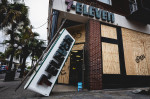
[97,0,112,5]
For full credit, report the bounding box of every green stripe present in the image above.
[25,29,65,89]
[50,41,75,92]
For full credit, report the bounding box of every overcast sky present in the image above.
[25,0,49,41]
[0,0,49,52]
[0,0,49,65]
[25,0,49,65]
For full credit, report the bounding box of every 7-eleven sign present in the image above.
[24,29,75,96]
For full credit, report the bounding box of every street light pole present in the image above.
[5,43,22,81]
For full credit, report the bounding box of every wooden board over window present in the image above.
[67,24,85,44]
[58,24,85,84]
[72,44,84,51]
[122,28,150,75]
[58,56,70,84]
[102,42,120,74]
[101,24,117,39]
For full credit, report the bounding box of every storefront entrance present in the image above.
[69,50,83,85]
[58,23,85,88]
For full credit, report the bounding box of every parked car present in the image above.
[0,65,8,73]
[17,68,21,72]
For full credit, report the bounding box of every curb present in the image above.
[0,87,9,92]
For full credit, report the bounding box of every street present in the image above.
[0,76,150,99]
[0,72,150,99]
[0,72,20,80]
[0,73,5,79]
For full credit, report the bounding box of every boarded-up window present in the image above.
[102,42,120,74]
[67,24,85,43]
[72,44,84,51]
[58,56,70,84]
[101,24,117,39]
[122,28,150,75]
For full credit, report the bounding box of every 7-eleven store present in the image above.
[47,0,150,90]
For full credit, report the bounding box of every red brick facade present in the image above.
[85,20,102,90]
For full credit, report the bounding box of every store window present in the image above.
[97,0,112,5]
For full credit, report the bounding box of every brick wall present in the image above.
[85,20,102,90]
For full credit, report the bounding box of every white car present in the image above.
[17,68,21,72]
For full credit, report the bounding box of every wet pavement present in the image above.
[0,75,150,99]
[0,72,20,80]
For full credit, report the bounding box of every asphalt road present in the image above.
[0,79,150,99]
[0,72,20,80]
[0,72,150,99]
[0,73,5,79]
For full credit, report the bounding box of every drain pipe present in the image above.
[50,10,59,40]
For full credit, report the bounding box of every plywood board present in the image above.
[122,28,150,75]
[72,44,84,51]
[144,42,150,74]
[58,56,70,84]
[57,25,85,84]
[102,42,120,74]
[66,24,85,43]
[101,25,117,39]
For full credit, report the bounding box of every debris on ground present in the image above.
[132,88,150,95]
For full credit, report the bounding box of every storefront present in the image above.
[48,0,150,90]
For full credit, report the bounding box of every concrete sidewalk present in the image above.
[0,79,150,99]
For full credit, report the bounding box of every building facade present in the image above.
[47,0,150,90]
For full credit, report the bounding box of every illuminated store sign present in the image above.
[65,0,115,23]
[24,29,75,96]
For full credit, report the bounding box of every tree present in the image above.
[30,35,45,67]
[1,0,45,79]
[0,1,29,71]
[16,26,45,78]
[0,52,6,60]
[0,1,30,81]
[17,26,32,78]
